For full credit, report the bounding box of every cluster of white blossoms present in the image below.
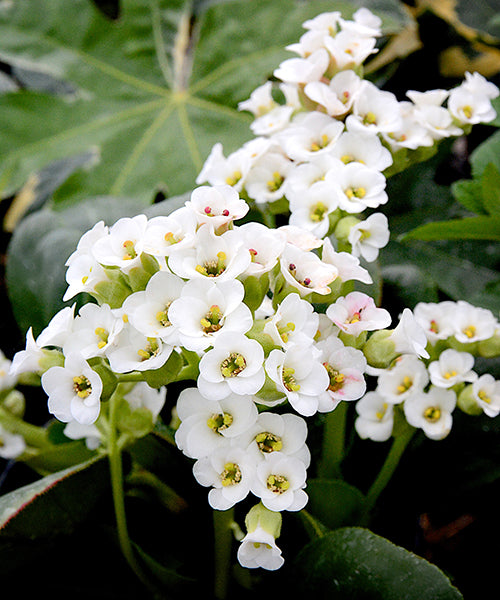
[196,7,499,264]
[3,6,500,574]
[356,300,500,442]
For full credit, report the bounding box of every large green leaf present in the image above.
[0,0,410,207]
[291,527,463,599]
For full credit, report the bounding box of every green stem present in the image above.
[107,392,160,597]
[319,402,348,479]
[361,425,416,525]
[0,406,51,448]
[213,508,235,600]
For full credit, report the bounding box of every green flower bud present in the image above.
[457,384,483,416]
[244,502,282,539]
[478,333,500,358]
[362,330,397,369]
[333,216,361,244]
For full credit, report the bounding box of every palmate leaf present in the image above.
[0,0,410,208]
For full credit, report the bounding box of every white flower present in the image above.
[62,303,124,359]
[302,11,342,33]
[237,526,284,571]
[0,425,26,459]
[407,90,462,139]
[197,332,265,401]
[241,412,311,467]
[317,336,367,411]
[141,207,198,258]
[0,351,17,391]
[376,354,429,403]
[192,445,255,510]
[41,353,103,425]
[185,184,249,228]
[304,69,364,117]
[264,346,329,416]
[238,81,277,117]
[340,7,382,38]
[167,224,251,282]
[279,242,338,297]
[324,29,378,69]
[413,301,456,344]
[329,130,393,171]
[63,253,108,302]
[276,111,344,162]
[263,292,318,350]
[348,212,390,262]
[237,222,287,277]
[168,278,253,352]
[321,238,372,285]
[381,101,434,150]
[325,161,388,213]
[175,387,258,459]
[196,139,272,191]
[448,86,497,125]
[251,452,308,512]
[389,308,430,359]
[277,225,323,251]
[273,48,330,84]
[462,71,500,99]
[123,381,166,422]
[63,421,102,450]
[472,374,500,418]
[289,184,339,238]
[428,349,477,388]
[36,305,76,349]
[452,300,498,343]
[65,221,109,266]
[244,150,294,205]
[354,391,394,441]
[326,291,391,336]
[9,328,47,377]
[404,386,456,440]
[91,214,149,273]
[285,154,340,204]
[347,81,403,135]
[106,324,173,374]
[121,271,185,343]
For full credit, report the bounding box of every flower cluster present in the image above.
[356,300,500,441]
[197,7,498,264]
[3,5,500,576]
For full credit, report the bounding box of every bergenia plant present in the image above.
[1,2,499,599]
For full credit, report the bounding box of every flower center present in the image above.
[255,432,283,453]
[376,402,389,421]
[123,240,137,260]
[73,374,92,399]
[463,325,476,339]
[309,201,328,222]
[363,111,377,125]
[94,327,109,349]
[310,133,330,152]
[478,389,491,404]
[282,366,300,392]
[195,252,227,277]
[462,105,473,119]
[220,462,242,486]
[137,338,160,361]
[324,363,345,392]
[226,170,242,187]
[156,303,172,327]
[277,321,295,344]
[200,305,223,333]
[396,375,413,394]
[220,352,247,377]
[345,186,366,200]
[443,370,458,380]
[207,412,234,434]
[424,406,441,422]
[267,171,285,192]
[266,474,290,494]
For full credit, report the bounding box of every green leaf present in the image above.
[471,129,500,178]
[400,215,500,242]
[451,178,487,215]
[0,0,410,206]
[292,527,463,599]
[0,457,108,537]
[481,162,500,216]
[5,195,145,336]
[22,440,98,475]
[306,478,366,530]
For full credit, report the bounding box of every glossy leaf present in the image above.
[306,478,366,530]
[292,527,463,599]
